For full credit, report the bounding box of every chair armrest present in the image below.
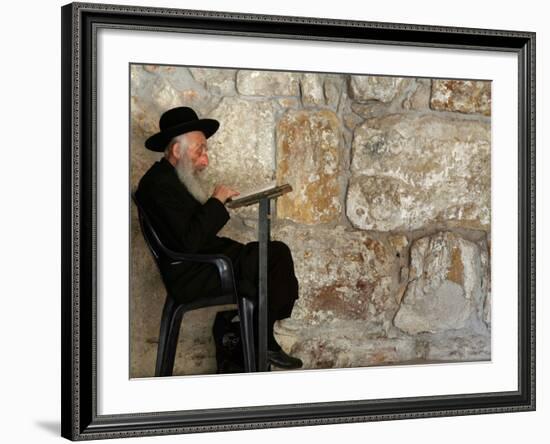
[131,192,237,297]
[164,249,236,296]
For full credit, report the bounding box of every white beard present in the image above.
[174,155,209,204]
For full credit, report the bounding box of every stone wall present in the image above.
[130,64,491,377]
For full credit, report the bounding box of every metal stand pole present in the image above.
[257,197,271,371]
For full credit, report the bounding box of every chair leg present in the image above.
[237,296,256,372]
[155,297,184,377]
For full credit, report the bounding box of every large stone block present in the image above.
[236,70,300,96]
[323,74,346,110]
[349,75,405,103]
[402,78,432,110]
[273,225,398,330]
[418,330,490,361]
[133,64,217,117]
[430,79,491,116]
[300,73,325,106]
[274,319,418,369]
[393,231,489,335]
[130,67,162,137]
[189,67,237,96]
[204,97,278,217]
[348,114,491,231]
[274,319,490,369]
[276,109,343,224]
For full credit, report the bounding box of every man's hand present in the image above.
[212,184,240,204]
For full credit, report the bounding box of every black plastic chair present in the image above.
[132,193,257,376]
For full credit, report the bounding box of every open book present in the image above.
[226,181,292,208]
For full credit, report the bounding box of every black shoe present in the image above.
[267,348,303,369]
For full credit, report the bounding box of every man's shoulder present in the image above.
[137,159,178,196]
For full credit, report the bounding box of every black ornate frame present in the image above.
[61,2,536,440]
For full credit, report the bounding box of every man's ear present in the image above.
[171,142,181,160]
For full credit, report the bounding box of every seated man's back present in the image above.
[136,156,246,303]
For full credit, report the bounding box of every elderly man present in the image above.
[136,106,302,369]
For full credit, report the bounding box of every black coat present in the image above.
[135,157,246,302]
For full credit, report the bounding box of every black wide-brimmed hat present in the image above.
[144,106,220,152]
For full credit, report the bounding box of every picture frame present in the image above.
[61,1,536,440]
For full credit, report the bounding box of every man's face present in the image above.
[183,130,209,174]
[173,130,210,204]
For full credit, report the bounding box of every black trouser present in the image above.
[233,240,299,350]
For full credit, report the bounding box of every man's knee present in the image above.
[270,240,291,257]
[268,241,293,266]
[242,240,293,269]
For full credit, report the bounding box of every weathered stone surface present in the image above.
[130,66,162,136]
[236,70,300,96]
[323,74,345,110]
[348,114,491,231]
[275,319,419,369]
[142,65,176,74]
[483,290,491,328]
[274,319,489,370]
[346,175,408,232]
[480,237,492,328]
[388,234,409,254]
[300,73,325,106]
[419,330,490,362]
[351,101,392,120]
[431,79,491,116]
[206,97,278,218]
[130,341,157,378]
[129,208,166,377]
[151,66,216,113]
[208,97,276,183]
[130,90,159,188]
[339,88,363,131]
[273,225,398,330]
[130,64,218,152]
[189,67,237,96]
[276,109,343,224]
[277,97,302,109]
[402,78,432,110]
[393,231,488,335]
[342,108,363,131]
[349,75,404,103]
